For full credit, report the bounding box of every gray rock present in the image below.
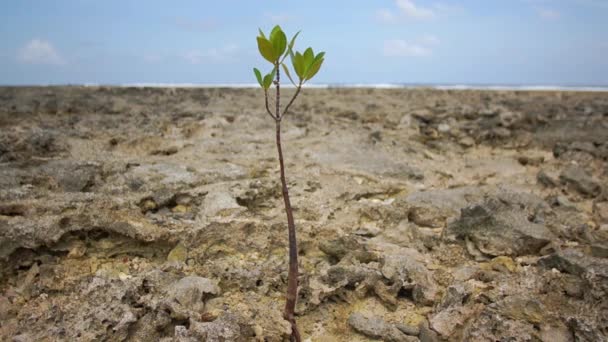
[165,276,220,311]
[381,248,439,306]
[24,160,101,192]
[436,284,469,310]
[539,323,574,342]
[429,303,484,339]
[437,123,450,133]
[319,236,362,262]
[445,192,554,257]
[11,334,33,342]
[418,320,441,342]
[538,249,608,298]
[348,313,418,342]
[499,110,522,128]
[0,208,167,260]
[408,205,446,228]
[189,313,242,342]
[593,201,608,224]
[589,244,608,258]
[560,165,601,197]
[537,169,559,187]
[395,323,420,336]
[538,249,594,277]
[568,317,606,342]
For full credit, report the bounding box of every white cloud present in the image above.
[538,8,561,19]
[377,1,461,23]
[384,39,432,57]
[396,0,435,19]
[181,44,239,64]
[17,39,65,65]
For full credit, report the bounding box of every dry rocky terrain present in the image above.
[0,86,607,341]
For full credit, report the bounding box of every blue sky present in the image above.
[1,0,607,85]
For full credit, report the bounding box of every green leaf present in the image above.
[303,47,314,65]
[288,31,300,50]
[292,52,305,80]
[253,68,263,87]
[305,58,324,80]
[269,25,282,41]
[263,74,273,89]
[302,47,315,76]
[283,30,300,62]
[271,30,287,58]
[258,28,266,39]
[257,37,276,63]
[262,67,276,89]
[282,63,297,86]
[314,52,325,63]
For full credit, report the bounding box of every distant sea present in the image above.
[103,83,608,92]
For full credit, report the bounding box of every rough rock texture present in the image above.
[445,191,555,257]
[1,87,607,341]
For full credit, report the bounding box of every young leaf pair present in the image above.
[253,25,324,88]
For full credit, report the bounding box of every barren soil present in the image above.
[1,87,607,341]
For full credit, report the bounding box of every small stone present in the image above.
[353,223,382,237]
[189,313,241,341]
[167,244,188,262]
[395,323,420,336]
[140,199,158,213]
[491,127,511,139]
[175,193,194,205]
[539,323,574,342]
[546,195,576,210]
[437,123,450,133]
[560,165,601,197]
[67,241,87,258]
[498,295,545,324]
[408,206,445,228]
[446,193,554,257]
[348,313,417,342]
[381,250,439,306]
[537,170,559,187]
[418,320,440,342]
[593,201,608,224]
[165,276,220,311]
[171,204,189,213]
[499,110,522,128]
[589,244,608,259]
[489,256,517,273]
[11,334,33,342]
[458,137,475,148]
[319,236,361,261]
[517,156,544,166]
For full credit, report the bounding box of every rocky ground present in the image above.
[0,86,607,341]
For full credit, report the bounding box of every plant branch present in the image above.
[280,82,303,120]
[264,89,277,120]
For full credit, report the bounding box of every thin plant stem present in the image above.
[274,61,301,342]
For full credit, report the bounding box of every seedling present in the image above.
[253,25,324,342]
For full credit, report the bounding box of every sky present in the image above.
[1,0,607,85]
